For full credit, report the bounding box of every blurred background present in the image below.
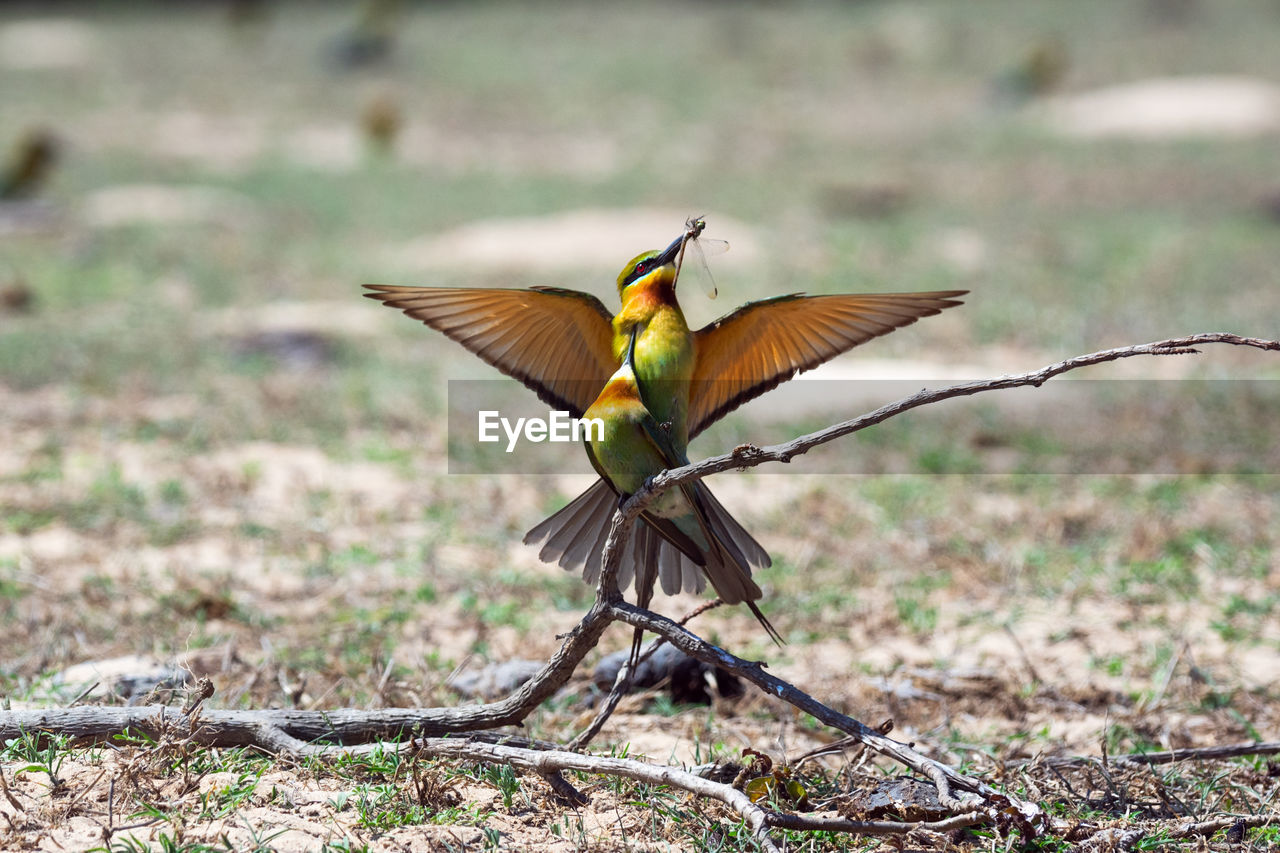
[2,0,1279,763]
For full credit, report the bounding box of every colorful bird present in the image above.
[365,222,966,615]
[583,325,781,646]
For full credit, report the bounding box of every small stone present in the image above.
[448,660,544,699]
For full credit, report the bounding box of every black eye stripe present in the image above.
[624,259,654,286]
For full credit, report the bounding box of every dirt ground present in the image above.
[3,1,1280,850]
[2,374,1277,851]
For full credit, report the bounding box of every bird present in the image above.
[0,276,35,314]
[365,222,966,620]
[362,92,402,158]
[583,325,781,648]
[991,36,1069,107]
[1,128,60,201]
[327,0,398,70]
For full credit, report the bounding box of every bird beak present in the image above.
[654,231,686,268]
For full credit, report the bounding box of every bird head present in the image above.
[615,230,685,299]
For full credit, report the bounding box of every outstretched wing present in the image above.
[365,285,617,417]
[689,290,967,436]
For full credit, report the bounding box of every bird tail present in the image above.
[524,479,692,675]
[524,478,781,649]
[688,481,783,647]
[524,478,706,597]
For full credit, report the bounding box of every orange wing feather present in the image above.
[364,285,616,417]
[689,290,967,436]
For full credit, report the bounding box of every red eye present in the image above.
[634,261,649,275]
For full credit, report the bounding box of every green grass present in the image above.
[6,3,1280,396]
[2,730,72,790]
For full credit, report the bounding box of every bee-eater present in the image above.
[585,325,781,645]
[365,224,965,613]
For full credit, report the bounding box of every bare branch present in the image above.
[315,737,989,845]
[1170,814,1275,840]
[0,706,562,754]
[764,810,985,835]
[409,738,784,853]
[606,602,1049,827]
[1026,740,1280,769]
[635,334,1280,502]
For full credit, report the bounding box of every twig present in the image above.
[187,730,991,842]
[793,719,894,769]
[1137,641,1184,714]
[606,601,1045,827]
[2,602,618,748]
[764,810,985,834]
[323,739,1033,845]
[68,681,100,708]
[61,767,106,815]
[406,738,784,853]
[104,819,163,836]
[537,770,589,807]
[246,725,320,757]
[373,654,397,708]
[1078,827,1145,851]
[1027,741,1280,769]
[0,768,22,812]
[636,334,1280,498]
[1171,813,1276,840]
[570,598,726,750]
[568,656,638,752]
[1002,624,1041,687]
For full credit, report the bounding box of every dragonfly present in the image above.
[673,216,728,300]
